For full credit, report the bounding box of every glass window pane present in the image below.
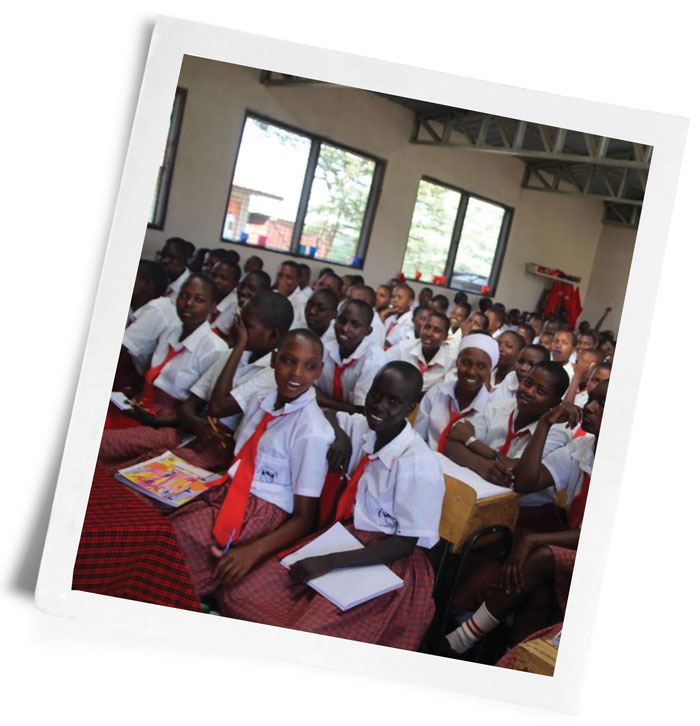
[150,89,185,227]
[300,144,375,265]
[222,118,311,251]
[451,197,505,292]
[401,180,460,281]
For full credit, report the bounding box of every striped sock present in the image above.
[445,603,501,654]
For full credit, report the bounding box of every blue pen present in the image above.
[223,529,236,555]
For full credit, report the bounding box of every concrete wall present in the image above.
[143,55,632,324]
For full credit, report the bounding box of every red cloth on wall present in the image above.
[541,282,582,329]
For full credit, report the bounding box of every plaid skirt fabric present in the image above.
[496,622,563,669]
[72,466,201,611]
[170,486,288,597]
[219,525,436,652]
[548,545,576,611]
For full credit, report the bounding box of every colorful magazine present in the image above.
[115,451,224,507]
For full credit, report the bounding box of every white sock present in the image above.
[445,603,501,654]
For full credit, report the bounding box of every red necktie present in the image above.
[332,358,358,401]
[417,360,434,376]
[141,344,184,411]
[209,309,220,323]
[573,426,587,439]
[498,410,530,455]
[334,453,371,522]
[212,411,277,547]
[385,319,398,338]
[567,473,591,529]
[437,406,473,454]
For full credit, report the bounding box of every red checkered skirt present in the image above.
[218,525,435,652]
[547,545,576,611]
[169,485,288,597]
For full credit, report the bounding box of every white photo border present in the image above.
[34,15,688,714]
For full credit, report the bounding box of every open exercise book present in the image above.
[434,452,512,500]
[115,451,223,507]
[280,522,404,611]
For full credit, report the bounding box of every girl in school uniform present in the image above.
[274,260,307,329]
[99,273,227,464]
[380,284,415,347]
[442,382,607,656]
[315,300,386,414]
[170,329,336,596]
[302,288,339,347]
[386,312,454,393]
[209,258,241,337]
[414,333,498,452]
[489,344,549,406]
[215,362,445,651]
[490,331,525,389]
[159,237,194,303]
[346,284,387,350]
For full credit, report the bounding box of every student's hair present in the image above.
[412,304,431,320]
[214,259,242,282]
[431,294,449,311]
[248,291,294,336]
[593,361,613,374]
[428,312,450,334]
[298,263,311,275]
[218,248,240,264]
[246,255,264,270]
[578,330,599,346]
[377,283,391,294]
[352,284,377,307]
[319,272,343,294]
[165,236,195,261]
[454,291,468,305]
[517,323,535,344]
[379,361,423,403]
[500,330,526,350]
[453,302,470,316]
[598,330,615,344]
[280,260,301,277]
[580,347,605,365]
[492,302,506,313]
[471,311,489,331]
[349,274,364,286]
[340,298,373,327]
[529,360,570,399]
[556,329,576,346]
[478,296,493,313]
[395,283,415,300]
[318,266,335,278]
[420,287,433,298]
[137,259,168,297]
[184,271,217,301]
[278,327,324,358]
[311,287,339,310]
[246,269,272,290]
[539,330,554,341]
[489,308,506,325]
[524,344,549,361]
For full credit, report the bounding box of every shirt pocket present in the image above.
[361,479,398,533]
[254,447,291,488]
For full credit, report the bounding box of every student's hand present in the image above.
[129,401,157,426]
[540,402,582,430]
[288,554,336,584]
[499,534,537,596]
[327,431,352,473]
[227,313,248,349]
[476,457,514,488]
[211,543,260,585]
[573,356,595,379]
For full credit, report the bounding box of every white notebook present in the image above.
[280,522,404,611]
[110,391,133,411]
[434,452,512,500]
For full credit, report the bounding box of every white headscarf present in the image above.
[458,332,500,370]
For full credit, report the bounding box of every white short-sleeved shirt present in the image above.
[414,381,491,450]
[301,318,336,348]
[386,338,455,392]
[335,414,445,548]
[164,269,190,303]
[299,286,314,302]
[490,370,519,404]
[384,310,414,347]
[284,286,308,329]
[149,322,227,400]
[574,389,589,408]
[123,297,179,374]
[368,309,386,350]
[190,349,276,431]
[470,397,573,506]
[542,435,596,522]
[228,388,335,514]
[492,325,508,340]
[447,328,463,354]
[211,290,239,336]
[316,337,387,406]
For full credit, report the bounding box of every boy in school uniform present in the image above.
[170,329,336,597]
[315,272,343,297]
[275,260,307,328]
[490,344,550,405]
[414,332,497,452]
[315,300,386,413]
[486,307,508,339]
[298,263,313,302]
[243,255,263,274]
[442,382,607,655]
[209,259,242,337]
[303,288,339,346]
[386,312,454,393]
[551,329,576,380]
[375,284,391,314]
[491,331,526,389]
[217,362,444,651]
[100,273,228,463]
[159,237,195,302]
[346,284,386,350]
[430,294,450,315]
[564,348,604,407]
[380,283,415,347]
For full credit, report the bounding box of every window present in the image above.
[401,178,511,294]
[149,87,186,229]
[222,114,383,268]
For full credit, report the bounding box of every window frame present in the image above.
[401,175,513,296]
[219,110,385,270]
[148,87,186,231]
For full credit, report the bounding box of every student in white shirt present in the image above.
[315,300,386,413]
[490,344,549,406]
[386,312,454,393]
[486,307,507,338]
[551,329,576,381]
[380,283,415,347]
[170,329,336,597]
[563,347,604,407]
[447,302,469,345]
[414,332,497,452]
[375,284,392,316]
[127,259,169,325]
[346,283,386,350]
[275,260,307,328]
[298,263,314,302]
[158,237,194,303]
[302,288,338,347]
[442,382,607,657]
[491,330,525,390]
[209,258,241,337]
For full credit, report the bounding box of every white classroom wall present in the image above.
[143,55,636,330]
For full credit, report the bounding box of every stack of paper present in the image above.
[281,522,404,611]
[434,452,511,500]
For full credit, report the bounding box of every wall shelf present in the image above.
[525,263,581,286]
